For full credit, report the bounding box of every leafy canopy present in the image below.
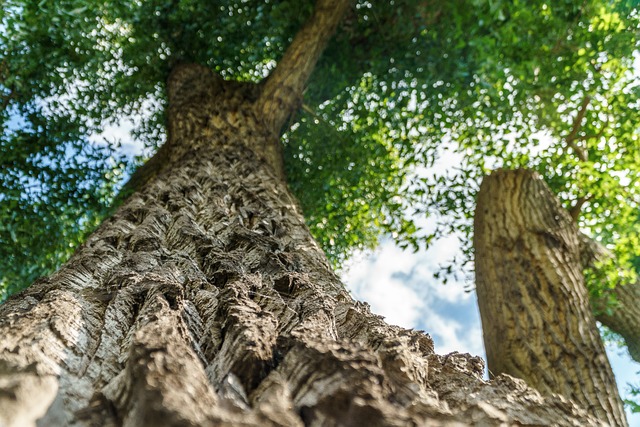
[1,0,638,304]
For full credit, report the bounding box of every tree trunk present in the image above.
[474,169,627,426]
[0,69,608,426]
[578,232,640,363]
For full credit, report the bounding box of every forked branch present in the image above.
[568,194,592,221]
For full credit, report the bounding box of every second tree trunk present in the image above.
[474,169,626,426]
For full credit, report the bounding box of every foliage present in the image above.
[284,74,425,265]
[287,0,640,280]
[1,2,639,301]
[0,82,126,300]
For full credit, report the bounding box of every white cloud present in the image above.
[420,307,483,355]
[342,236,484,357]
[343,244,424,328]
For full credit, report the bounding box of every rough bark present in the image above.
[0,1,618,424]
[1,126,606,426]
[578,233,640,363]
[124,63,276,191]
[474,169,627,426]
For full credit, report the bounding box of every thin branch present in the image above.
[578,116,609,143]
[254,0,351,136]
[568,194,592,221]
[565,95,590,162]
[551,0,588,53]
[301,103,350,143]
[0,59,16,111]
[301,103,334,128]
[562,95,592,221]
[0,89,15,111]
[0,59,9,84]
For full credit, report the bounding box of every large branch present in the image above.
[254,0,351,135]
[578,233,640,363]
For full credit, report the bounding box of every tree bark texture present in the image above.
[474,169,627,426]
[578,233,640,363]
[0,74,610,427]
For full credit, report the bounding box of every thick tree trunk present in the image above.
[474,169,627,426]
[578,233,640,363]
[0,71,606,426]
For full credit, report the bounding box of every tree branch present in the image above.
[565,95,590,162]
[568,194,592,221]
[254,0,351,136]
[578,233,640,363]
[0,89,15,111]
[578,115,609,143]
[301,103,350,144]
[551,0,588,53]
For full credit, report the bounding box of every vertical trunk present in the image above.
[474,169,627,426]
[0,71,604,427]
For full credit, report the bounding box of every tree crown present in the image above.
[1,0,638,304]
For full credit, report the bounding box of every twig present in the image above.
[569,194,592,221]
[0,89,15,111]
[579,116,609,143]
[301,103,350,144]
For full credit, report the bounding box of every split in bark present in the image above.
[474,168,627,426]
